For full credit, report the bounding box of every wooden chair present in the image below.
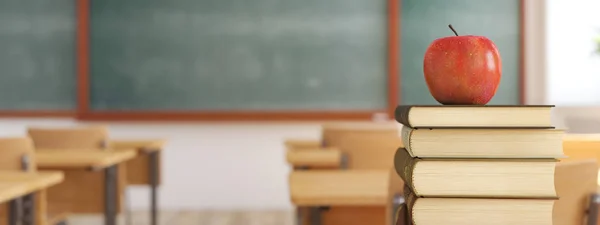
[321,122,400,149]
[26,126,127,216]
[285,140,323,151]
[285,122,399,151]
[286,122,401,169]
[287,122,404,225]
[561,134,600,225]
[286,147,344,170]
[0,137,69,225]
[553,159,599,225]
[27,126,108,149]
[563,134,600,165]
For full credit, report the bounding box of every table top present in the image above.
[109,139,165,153]
[289,170,391,206]
[36,149,137,170]
[0,171,64,203]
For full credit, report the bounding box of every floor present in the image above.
[67,211,293,225]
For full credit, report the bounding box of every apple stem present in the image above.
[448,24,459,36]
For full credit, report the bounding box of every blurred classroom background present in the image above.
[0,0,599,224]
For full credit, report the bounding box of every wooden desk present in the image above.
[0,171,64,225]
[0,172,64,202]
[289,170,398,225]
[290,170,390,206]
[35,150,136,225]
[109,140,164,225]
[36,150,136,171]
[109,139,164,184]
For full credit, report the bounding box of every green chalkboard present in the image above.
[0,0,76,110]
[400,0,521,105]
[89,0,388,111]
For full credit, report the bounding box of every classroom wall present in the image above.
[2,0,595,211]
[0,118,323,210]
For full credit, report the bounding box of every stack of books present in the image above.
[393,105,563,225]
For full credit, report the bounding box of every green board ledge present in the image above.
[74,111,388,122]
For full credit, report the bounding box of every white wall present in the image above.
[542,0,600,132]
[0,1,556,211]
[546,0,600,105]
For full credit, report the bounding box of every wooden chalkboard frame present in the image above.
[0,0,523,120]
[75,0,404,121]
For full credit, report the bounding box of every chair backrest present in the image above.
[321,122,403,170]
[321,122,399,148]
[0,137,39,224]
[337,130,403,170]
[553,159,598,225]
[0,137,36,172]
[27,126,108,149]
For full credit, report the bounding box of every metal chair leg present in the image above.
[104,165,118,225]
[8,199,19,225]
[22,194,35,225]
[21,155,35,225]
[148,151,159,225]
[296,207,304,225]
[588,194,600,225]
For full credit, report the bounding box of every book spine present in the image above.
[400,126,415,156]
[394,148,417,190]
[394,106,413,127]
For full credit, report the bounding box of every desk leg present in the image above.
[8,199,18,225]
[309,207,323,225]
[295,207,303,225]
[148,151,159,225]
[104,165,118,225]
[125,190,132,225]
[22,194,35,225]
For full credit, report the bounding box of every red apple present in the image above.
[423,24,502,105]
